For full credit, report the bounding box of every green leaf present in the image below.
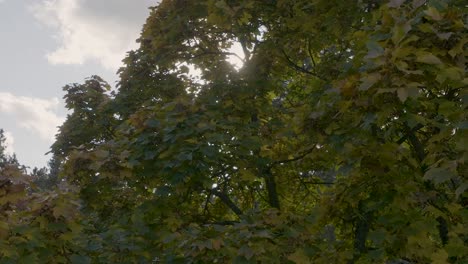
[438,101,455,116]
[18,254,38,263]
[240,169,257,182]
[366,41,384,59]
[424,7,443,21]
[448,38,468,57]
[436,32,453,40]
[431,249,449,264]
[158,149,172,159]
[233,256,256,264]
[368,230,386,245]
[70,254,91,264]
[388,0,405,8]
[457,121,468,129]
[144,151,157,160]
[359,73,381,91]
[392,23,411,44]
[145,119,160,128]
[238,12,252,25]
[416,53,442,64]
[211,239,223,250]
[238,245,254,260]
[180,65,189,74]
[445,239,468,257]
[424,167,455,184]
[287,249,310,264]
[412,0,426,9]
[455,182,468,198]
[436,67,463,83]
[397,88,408,102]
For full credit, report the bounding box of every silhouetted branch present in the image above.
[263,168,280,209]
[281,49,322,80]
[212,189,243,217]
[272,145,316,166]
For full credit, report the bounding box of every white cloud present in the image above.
[3,131,15,155]
[0,92,65,143]
[30,0,155,70]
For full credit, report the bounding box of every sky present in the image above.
[0,0,155,169]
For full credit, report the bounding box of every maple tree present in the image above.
[1,0,467,263]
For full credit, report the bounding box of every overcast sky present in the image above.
[0,0,155,168]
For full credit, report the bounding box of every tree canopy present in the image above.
[1,0,467,263]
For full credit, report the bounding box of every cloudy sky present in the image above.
[0,0,155,168]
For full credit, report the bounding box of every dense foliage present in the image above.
[1,0,467,263]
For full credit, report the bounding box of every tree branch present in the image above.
[396,123,424,145]
[203,220,239,226]
[272,145,316,166]
[396,123,426,162]
[280,49,322,79]
[263,168,280,209]
[302,181,334,185]
[240,38,251,63]
[307,39,317,70]
[436,216,448,245]
[211,189,243,217]
[188,51,245,63]
[350,202,372,264]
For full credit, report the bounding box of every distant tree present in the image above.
[0,129,7,161]
[46,154,62,185]
[30,154,63,190]
[0,129,84,262]
[1,129,16,167]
